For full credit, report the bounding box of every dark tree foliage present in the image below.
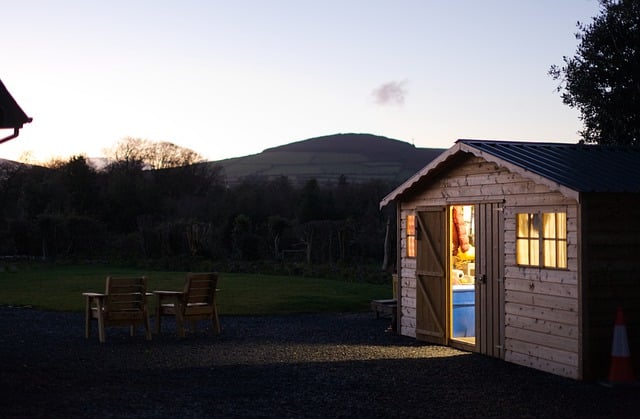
[550,0,640,145]
[99,159,155,232]
[55,155,98,215]
[297,179,323,223]
[0,157,396,279]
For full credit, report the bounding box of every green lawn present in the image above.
[0,264,393,316]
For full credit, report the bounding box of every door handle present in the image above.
[476,274,487,284]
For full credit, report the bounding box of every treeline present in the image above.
[0,156,397,282]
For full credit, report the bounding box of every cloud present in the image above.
[372,80,407,105]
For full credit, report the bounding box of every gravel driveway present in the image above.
[0,305,637,418]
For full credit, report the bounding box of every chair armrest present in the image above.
[83,292,105,305]
[82,292,105,297]
[153,291,183,296]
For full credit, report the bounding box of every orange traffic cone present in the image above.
[606,306,636,385]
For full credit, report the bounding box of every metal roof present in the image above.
[458,139,640,193]
[380,139,640,208]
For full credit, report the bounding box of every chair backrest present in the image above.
[104,276,148,319]
[182,272,218,315]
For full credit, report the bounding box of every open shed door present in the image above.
[476,202,505,358]
[415,207,447,345]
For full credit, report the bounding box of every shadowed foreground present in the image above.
[0,306,637,418]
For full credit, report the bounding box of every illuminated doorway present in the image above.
[450,205,476,346]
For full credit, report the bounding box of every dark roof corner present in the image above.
[0,78,33,144]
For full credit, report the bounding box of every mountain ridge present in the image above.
[212,133,446,186]
[1,133,447,187]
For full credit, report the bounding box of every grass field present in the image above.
[0,264,393,316]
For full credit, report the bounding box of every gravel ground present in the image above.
[0,305,638,418]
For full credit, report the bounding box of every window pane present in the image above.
[543,213,556,238]
[543,239,556,267]
[530,240,539,265]
[557,213,567,239]
[407,236,416,258]
[516,239,529,264]
[517,214,529,238]
[407,215,415,233]
[406,215,416,258]
[531,214,540,238]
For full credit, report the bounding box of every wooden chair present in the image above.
[154,272,221,337]
[83,276,152,343]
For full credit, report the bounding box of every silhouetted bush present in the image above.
[0,157,397,283]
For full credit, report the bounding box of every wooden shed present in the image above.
[380,139,640,381]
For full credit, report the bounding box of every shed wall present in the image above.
[398,155,581,379]
[581,193,640,381]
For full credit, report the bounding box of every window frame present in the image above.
[516,208,567,270]
[406,214,417,258]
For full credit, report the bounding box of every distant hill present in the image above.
[1,133,447,187]
[0,158,23,179]
[212,133,445,186]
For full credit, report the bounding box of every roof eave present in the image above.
[379,142,466,208]
[458,141,581,202]
[379,140,581,209]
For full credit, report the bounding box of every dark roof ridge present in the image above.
[458,138,640,151]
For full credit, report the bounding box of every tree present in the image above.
[267,215,291,259]
[105,137,147,164]
[147,141,204,169]
[297,179,322,222]
[100,158,151,232]
[105,137,204,169]
[549,0,640,146]
[57,155,97,215]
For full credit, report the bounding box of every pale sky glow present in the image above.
[1,0,600,163]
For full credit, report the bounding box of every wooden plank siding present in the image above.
[399,210,417,337]
[580,193,640,381]
[397,155,582,379]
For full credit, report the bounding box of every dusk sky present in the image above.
[1,0,601,163]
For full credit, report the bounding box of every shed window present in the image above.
[406,214,416,258]
[516,211,567,268]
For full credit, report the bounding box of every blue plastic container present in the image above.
[452,285,475,337]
